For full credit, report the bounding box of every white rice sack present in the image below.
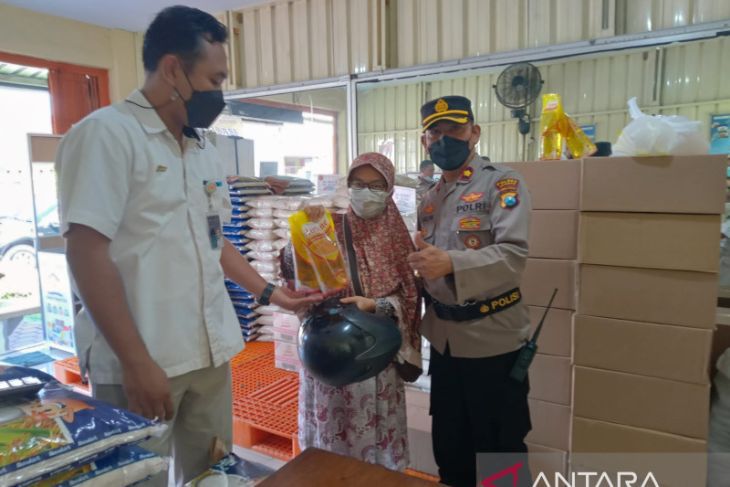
[245,229,276,241]
[274,218,290,229]
[246,207,274,218]
[247,218,276,230]
[246,240,276,253]
[247,251,279,262]
[247,196,280,209]
[253,315,275,326]
[272,197,305,211]
[274,239,289,251]
[273,209,295,219]
[251,260,277,274]
[0,367,166,487]
[256,305,281,316]
[259,272,276,282]
[26,445,169,487]
[274,228,291,240]
[185,453,273,487]
[309,196,334,208]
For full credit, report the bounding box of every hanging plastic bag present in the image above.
[613,98,709,156]
[289,208,348,293]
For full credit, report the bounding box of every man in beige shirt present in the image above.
[57,6,318,485]
[408,96,532,487]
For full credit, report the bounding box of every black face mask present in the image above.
[428,135,472,171]
[178,71,225,129]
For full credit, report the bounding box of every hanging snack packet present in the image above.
[289,209,348,293]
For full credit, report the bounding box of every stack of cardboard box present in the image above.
[570,156,725,485]
[404,155,726,481]
[506,160,582,477]
[507,155,726,483]
[272,311,303,372]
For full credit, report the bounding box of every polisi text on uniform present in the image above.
[490,290,520,311]
[457,201,489,214]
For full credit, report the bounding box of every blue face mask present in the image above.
[428,135,471,171]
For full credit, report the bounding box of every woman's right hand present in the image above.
[341,296,376,313]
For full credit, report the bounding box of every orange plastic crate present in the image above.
[53,357,90,394]
[230,342,274,367]
[231,344,300,460]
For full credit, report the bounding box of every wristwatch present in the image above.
[258,282,276,306]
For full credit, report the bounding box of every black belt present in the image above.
[425,288,522,322]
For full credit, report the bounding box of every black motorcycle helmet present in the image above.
[298,297,402,387]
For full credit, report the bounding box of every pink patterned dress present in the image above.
[297,153,421,471]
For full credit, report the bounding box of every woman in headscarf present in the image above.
[283,152,422,471]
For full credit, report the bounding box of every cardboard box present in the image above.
[572,418,707,487]
[275,357,301,373]
[580,155,727,214]
[572,417,707,453]
[503,160,581,210]
[528,354,572,406]
[578,265,718,329]
[526,443,568,477]
[275,341,300,363]
[528,306,572,357]
[526,399,571,451]
[574,315,712,384]
[573,366,710,439]
[579,212,721,273]
[522,259,577,310]
[529,210,579,259]
[272,329,297,344]
[273,312,300,333]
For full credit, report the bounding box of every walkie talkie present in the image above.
[509,288,558,382]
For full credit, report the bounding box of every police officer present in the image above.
[417,159,437,199]
[407,96,532,487]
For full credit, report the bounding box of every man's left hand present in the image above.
[407,232,453,280]
[271,286,323,313]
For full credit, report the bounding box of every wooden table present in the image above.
[258,448,439,486]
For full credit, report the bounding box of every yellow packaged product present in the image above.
[289,209,349,293]
[539,93,564,160]
[539,93,597,160]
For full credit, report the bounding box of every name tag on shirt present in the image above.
[207,212,222,249]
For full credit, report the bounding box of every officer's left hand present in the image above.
[407,232,453,280]
[341,296,376,313]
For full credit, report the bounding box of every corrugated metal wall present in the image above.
[618,0,730,34]
[230,0,729,87]
[394,0,615,67]
[357,37,730,170]
[234,0,384,88]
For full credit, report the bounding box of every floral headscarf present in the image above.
[346,153,421,353]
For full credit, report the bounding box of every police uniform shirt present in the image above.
[57,89,243,384]
[418,155,531,358]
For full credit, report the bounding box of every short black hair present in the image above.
[143,6,228,72]
[420,160,435,171]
